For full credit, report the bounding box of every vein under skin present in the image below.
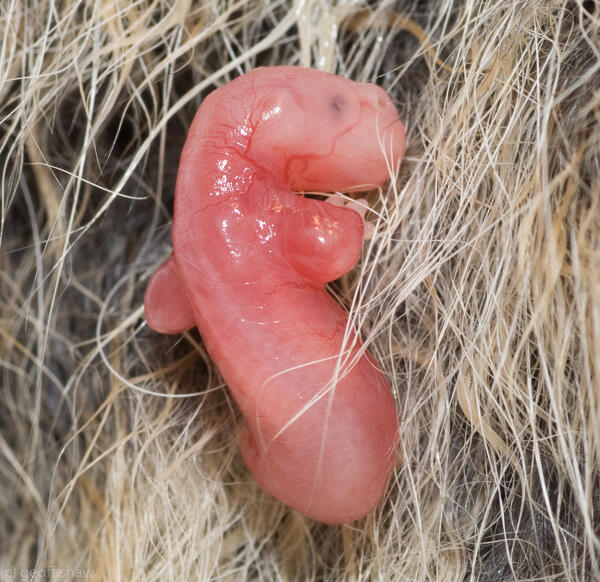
[144,66,406,524]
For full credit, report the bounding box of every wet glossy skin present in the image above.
[144,67,405,524]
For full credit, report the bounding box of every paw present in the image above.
[325,195,376,239]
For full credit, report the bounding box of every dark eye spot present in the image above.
[331,94,345,115]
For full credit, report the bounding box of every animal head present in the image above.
[237,67,405,192]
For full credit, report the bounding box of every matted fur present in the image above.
[1,1,599,580]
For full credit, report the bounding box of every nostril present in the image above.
[377,95,388,108]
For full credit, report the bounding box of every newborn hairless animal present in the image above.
[144,66,405,524]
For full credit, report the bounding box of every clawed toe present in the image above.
[325,195,376,239]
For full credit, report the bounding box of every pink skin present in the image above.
[144,67,405,524]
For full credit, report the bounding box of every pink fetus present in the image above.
[144,67,405,524]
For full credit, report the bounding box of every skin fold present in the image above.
[144,66,405,524]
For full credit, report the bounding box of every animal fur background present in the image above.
[1,0,599,580]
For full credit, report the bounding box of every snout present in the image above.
[356,83,406,171]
